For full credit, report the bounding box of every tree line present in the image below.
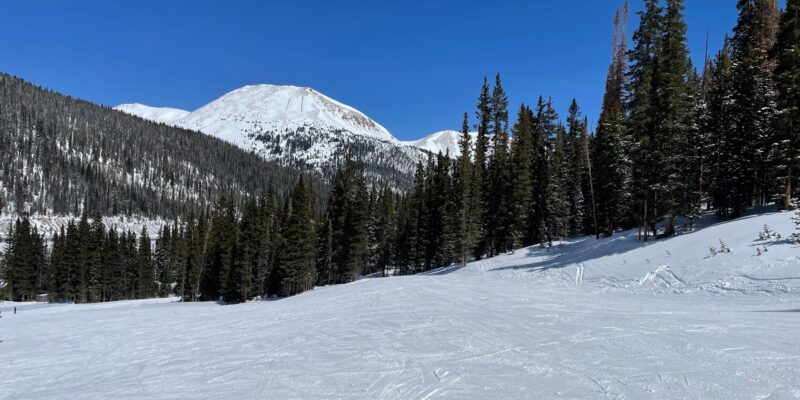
[3,0,799,303]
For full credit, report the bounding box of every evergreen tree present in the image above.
[454,113,475,264]
[2,217,45,301]
[547,124,571,239]
[594,5,632,237]
[487,74,512,254]
[277,176,318,296]
[509,105,535,248]
[201,196,237,301]
[472,77,491,259]
[565,100,588,236]
[652,0,694,236]
[706,40,739,217]
[136,226,154,298]
[88,214,106,302]
[730,0,780,212]
[773,0,800,208]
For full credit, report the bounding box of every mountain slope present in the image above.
[114,103,190,125]
[0,73,304,219]
[402,130,478,158]
[176,84,396,145]
[3,210,799,399]
[116,85,433,186]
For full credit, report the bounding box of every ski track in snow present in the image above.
[2,211,800,399]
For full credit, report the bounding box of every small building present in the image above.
[35,293,49,303]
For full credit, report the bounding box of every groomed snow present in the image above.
[2,210,799,399]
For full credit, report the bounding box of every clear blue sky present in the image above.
[0,1,770,140]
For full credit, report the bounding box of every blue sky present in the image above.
[0,1,768,140]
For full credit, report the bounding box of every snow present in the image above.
[401,130,478,159]
[4,210,799,399]
[115,86,467,167]
[116,85,396,147]
[114,103,190,126]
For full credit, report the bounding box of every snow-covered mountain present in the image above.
[113,103,190,125]
[116,84,432,185]
[175,85,396,145]
[402,130,478,159]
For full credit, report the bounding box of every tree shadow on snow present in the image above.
[488,232,661,273]
[489,207,784,274]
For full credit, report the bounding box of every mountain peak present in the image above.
[403,130,478,159]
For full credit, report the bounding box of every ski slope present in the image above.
[2,210,800,399]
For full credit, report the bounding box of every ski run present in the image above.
[2,209,799,399]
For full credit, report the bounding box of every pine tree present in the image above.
[453,112,477,265]
[487,73,512,254]
[345,166,369,278]
[227,197,260,303]
[136,226,154,298]
[277,175,318,296]
[201,196,237,301]
[88,213,106,302]
[155,225,172,297]
[730,0,780,213]
[652,0,694,236]
[432,151,457,267]
[594,5,632,237]
[773,0,800,209]
[529,97,557,244]
[1,217,42,301]
[706,39,739,217]
[472,77,491,259]
[547,123,571,240]
[565,100,588,236]
[77,211,91,303]
[627,0,661,238]
[509,105,535,248]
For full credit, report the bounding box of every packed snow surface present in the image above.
[401,130,479,159]
[2,210,800,399]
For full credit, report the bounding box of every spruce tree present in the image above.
[730,0,780,213]
[773,0,800,208]
[136,226,154,298]
[652,0,694,236]
[509,105,535,248]
[201,196,236,301]
[487,74,512,254]
[547,124,571,240]
[472,77,491,259]
[454,113,477,265]
[594,5,632,237]
[706,40,739,217]
[566,100,588,236]
[277,176,318,296]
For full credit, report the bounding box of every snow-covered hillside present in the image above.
[402,130,478,159]
[3,210,799,399]
[174,84,396,145]
[115,85,474,182]
[113,103,190,125]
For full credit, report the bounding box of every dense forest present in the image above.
[3,0,799,303]
[0,73,307,218]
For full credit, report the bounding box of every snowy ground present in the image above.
[2,211,800,399]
